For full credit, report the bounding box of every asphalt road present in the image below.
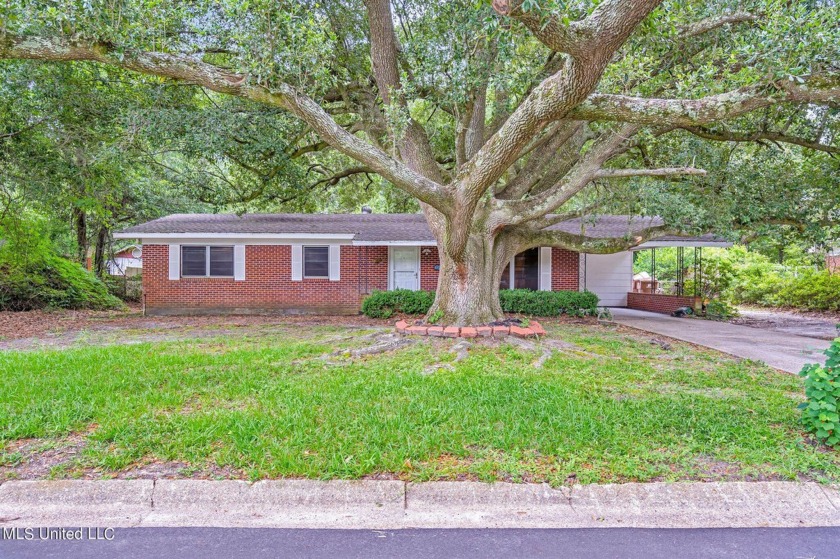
[1,527,839,559]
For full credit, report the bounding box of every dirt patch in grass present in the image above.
[113,460,248,481]
[0,309,600,351]
[1,432,90,480]
[0,307,397,350]
[730,307,840,341]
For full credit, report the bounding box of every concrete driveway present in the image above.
[611,308,832,374]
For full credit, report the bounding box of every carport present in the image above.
[623,235,732,315]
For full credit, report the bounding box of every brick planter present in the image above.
[396,320,543,338]
[627,292,700,315]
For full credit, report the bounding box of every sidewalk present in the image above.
[611,308,832,373]
[1,479,838,529]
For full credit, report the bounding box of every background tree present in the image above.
[2,0,838,323]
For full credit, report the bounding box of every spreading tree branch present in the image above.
[0,34,450,211]
[496,1,591,57]
[678,126,840,154]
[363,0,443,183]
[594,167,708,179]
[458,0,663,208]
[679,12,761,38]
[496,124,641,225]
[518,221,679,253]
[569,78,840,126]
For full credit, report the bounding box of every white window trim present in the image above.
[180,245,235,278]
[504,248,547,290]
[303,245,331,279]
[539,246,552,291]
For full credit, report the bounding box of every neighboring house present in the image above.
[107,244,143,276]
[114,213,729,316]
[828,247,840,274]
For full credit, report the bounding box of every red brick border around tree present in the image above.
[395,320,543,338]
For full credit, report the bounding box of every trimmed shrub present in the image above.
[361,288,600,318]
[361,289,434,318]
[799,340,840,447]
[500,289,599,317]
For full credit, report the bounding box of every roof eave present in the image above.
[633,240,733,249]
[113,232,357,240]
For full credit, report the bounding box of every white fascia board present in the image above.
[352,240,437,246]
[633,240,733,250]
[115,232,355,240]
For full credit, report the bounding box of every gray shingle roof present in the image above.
[116,213,727,244]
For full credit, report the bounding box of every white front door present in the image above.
[390,247,420,291]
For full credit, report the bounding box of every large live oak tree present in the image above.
[2,0,838,324]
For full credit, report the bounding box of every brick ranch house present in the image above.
[114,213,729,316]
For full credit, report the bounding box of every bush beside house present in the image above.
[647,245,840,312]
[362,289,599,319]
[0,220,123,311]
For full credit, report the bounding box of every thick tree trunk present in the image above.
[427,232,509,326]
[72,207,87,265]
[93,225,107,277]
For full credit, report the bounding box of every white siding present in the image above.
[579,251,632,306]
[108,256,142,276]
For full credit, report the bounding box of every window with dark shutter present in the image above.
[303,246,329,278]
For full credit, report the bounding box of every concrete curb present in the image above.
[0,480,837,529]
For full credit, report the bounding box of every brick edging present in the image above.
[396,320,545,338]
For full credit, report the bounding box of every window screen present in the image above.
[181,246,234,277]
[209,246,234,277]
[181,246,207,276]
[303,246,330,278]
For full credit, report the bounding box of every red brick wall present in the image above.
[552,248,580,291]
[142,244,584,315]
[828,255,840,274]
[627,292,699,315]
[142,244,388,315]
[420,247,439,291]
[419,246,579,292]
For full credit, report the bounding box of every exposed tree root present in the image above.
[335,333,415,358]
[422,363,455,375]
[451,340,472,362]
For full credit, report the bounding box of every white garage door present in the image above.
[579,252,632,307]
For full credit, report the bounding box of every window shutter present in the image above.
[539,247,552,291]
[234,245,246,281]
[291,245,303,281]
[328,245,341,281]
[168,244,180,280]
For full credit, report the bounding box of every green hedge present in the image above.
[361,289,435,318]
[500,289,599,317]
[361,288,599,319]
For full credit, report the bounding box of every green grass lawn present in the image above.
[1,321,837,485]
